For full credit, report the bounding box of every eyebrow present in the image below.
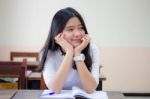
[65,26,74,29]
[65,24,83,29]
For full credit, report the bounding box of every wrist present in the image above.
[73,53,85,62]
[74,51,81,56]
[66,50,73,56]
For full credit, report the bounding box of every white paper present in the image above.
[40,90,74,99]
[40,86,108,99]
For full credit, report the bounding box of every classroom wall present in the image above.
[101,48,150,92]
[0,0,150,92]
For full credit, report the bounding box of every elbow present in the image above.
[85,83,97,94]
[53,89,61,94]
[85,85,97,94]
[47,83,62,94]
[47,86,61,94]
[85,88,96,94]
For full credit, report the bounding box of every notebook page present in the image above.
[72,86,108,99]
[88,91,108,99]
[40,90,74,99]
[72,86,90,98]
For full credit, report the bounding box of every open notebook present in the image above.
[40,86,108,99]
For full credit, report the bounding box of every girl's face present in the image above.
[62,17,85,48]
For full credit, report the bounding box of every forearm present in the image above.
[48,51,73,93]
[76,61,97,93]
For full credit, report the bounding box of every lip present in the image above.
[72,39,81,42]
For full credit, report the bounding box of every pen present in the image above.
[41,91,55,96]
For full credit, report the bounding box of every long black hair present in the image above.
[38,7,92,72]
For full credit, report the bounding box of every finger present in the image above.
[55,34,62,44]
[82,36,88,41]
[55,34,60,40]
[82,37,90,45]
[60,33,65,39]
[57,33,62,38]
[84,35,91,41]
[81,37,87,44]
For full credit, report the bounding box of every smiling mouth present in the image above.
[72,39,81,42]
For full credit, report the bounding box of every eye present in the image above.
[79,26,84,31]
[67,28,74,32]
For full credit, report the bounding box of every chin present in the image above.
[72,44,80,48]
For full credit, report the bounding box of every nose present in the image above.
[74,29,82,37]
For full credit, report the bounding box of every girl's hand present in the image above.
[74,34,91,55]
[54,33,73,53]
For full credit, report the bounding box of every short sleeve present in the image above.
[41,51,56,87]
[90,44,100,86]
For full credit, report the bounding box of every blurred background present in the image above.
[0,0,150,92]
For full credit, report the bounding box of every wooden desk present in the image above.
[26,62,40,89]
[27,72,41,89]
[27,62,39,71]
[97,76,107,90]
[0,61,27,89]
[28,72,41,80]
[11,90,125,99]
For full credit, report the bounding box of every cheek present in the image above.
[63,33,72,41]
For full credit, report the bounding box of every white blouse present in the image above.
[42,43,100,90]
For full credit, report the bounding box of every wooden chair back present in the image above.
[0,60,27,89]
[10,51,39,71]
[10,51,39,61]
